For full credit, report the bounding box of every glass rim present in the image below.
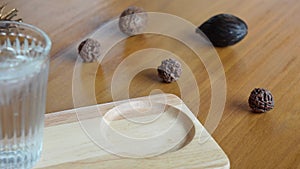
[0,21,52,78]
[0,21,52,55]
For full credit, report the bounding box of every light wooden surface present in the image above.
[35,94,229,169]
[5,0,300,168]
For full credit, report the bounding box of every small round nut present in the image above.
[78,38,101,62]
[118,6,148,36]
[248,88,274,113]
[157,58,182,83]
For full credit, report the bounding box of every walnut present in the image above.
[78,38,101,63]
[248,88,274,113]
[157,58,182,83]
[196,14,248,47]
[118,6,148,36]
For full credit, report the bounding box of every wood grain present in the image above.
[4,0,300,168]
[35,94,229,169]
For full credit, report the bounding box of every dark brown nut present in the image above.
[157,58,182,83]
[78,38,101,62]
[248,88,274,113]
[196,14,248,47]
[118,6,148,36]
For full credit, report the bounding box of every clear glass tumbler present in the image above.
[0,21,51,169]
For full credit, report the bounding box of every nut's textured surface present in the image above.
[196,13,248,47]
[248,88,274,113]
[119,6,148,36]
[78,38,101,62]
[157,58,182,83]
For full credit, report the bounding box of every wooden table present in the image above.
[7,0,299,168]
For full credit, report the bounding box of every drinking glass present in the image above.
[0,21,51,169]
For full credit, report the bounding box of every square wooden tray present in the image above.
[35,94,229,169]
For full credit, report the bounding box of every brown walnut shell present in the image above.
[78,38,101,63]
[118,6,148,36]
[157,58,182,83]
[196,14,248,47]
[248,88,274,113]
